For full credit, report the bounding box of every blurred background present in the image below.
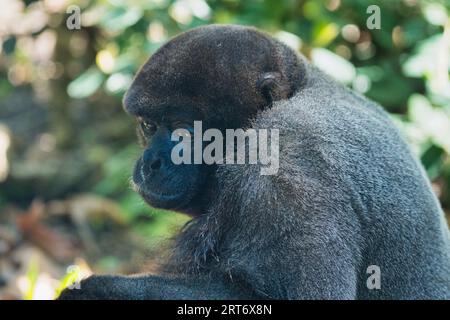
[0,0,449,299]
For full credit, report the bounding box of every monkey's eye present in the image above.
[139,120,157,136]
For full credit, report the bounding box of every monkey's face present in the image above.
[123,25,303,214]
[131,113,208,212]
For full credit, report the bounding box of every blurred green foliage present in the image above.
[0,0,449,228]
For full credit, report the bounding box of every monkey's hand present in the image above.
[57,274,253,300]
[58,275,119,300]
[57,275,148,300]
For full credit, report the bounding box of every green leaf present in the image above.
[402,35,449,78]
[311,48,356,84]
[100,7,143,32]
[67,67,104,99]
[408,94,450,153]
[54,266,82,299]
[421,143,445,180]
[313,22,339,47]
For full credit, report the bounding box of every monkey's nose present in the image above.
[150,159,162,170]
[143,149,163,171]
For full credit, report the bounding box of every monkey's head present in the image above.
[123,24,304,214]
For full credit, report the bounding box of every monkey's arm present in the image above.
[216,159,363,299]
[232,226,361,300]
[58,274,254,300]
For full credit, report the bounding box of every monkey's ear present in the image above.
[256,72,290,106]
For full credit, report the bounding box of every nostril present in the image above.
[150,159,162,170]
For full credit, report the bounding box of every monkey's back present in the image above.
[248,64,450,299]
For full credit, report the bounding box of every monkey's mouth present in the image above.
[132,176,191,210]
[131,172,183,208]
[132,181,186,209]
[141,187,193,210]
[132,157,199,210]
[146,189,183,205]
